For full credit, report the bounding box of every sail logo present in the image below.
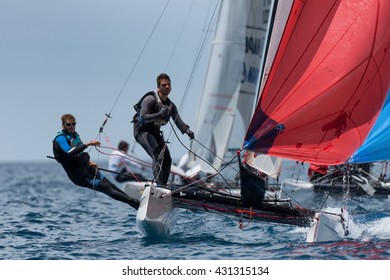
[241,35,263,85]
[242,62,259,85]
[245,36,262,56]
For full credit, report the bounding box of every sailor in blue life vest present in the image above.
[132,73,194,186]
[53,114,139,209]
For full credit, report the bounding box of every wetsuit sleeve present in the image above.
[138,95,162,124]
[55,135,88,158]
[170,102,189,134]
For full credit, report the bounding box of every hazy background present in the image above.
[0,0,218,164]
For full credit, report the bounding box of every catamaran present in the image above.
[101,0,390,242]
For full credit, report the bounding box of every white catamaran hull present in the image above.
[306,209,347,242]
[122,181,147,201]
[136,186,180,237]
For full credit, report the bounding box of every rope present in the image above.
[154,142,168,186]
[94,145,154,183]
[97,132,139,183]
[96,145,152,168]
[342,166,351,236]
[92,165,99,197]
[168,120,234,190]
[238,207,253,230]
[194,137,239,173]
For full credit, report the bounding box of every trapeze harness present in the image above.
[132,90,188,186]
[132,90,173,130]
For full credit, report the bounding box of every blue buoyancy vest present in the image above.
[52,130,83,162]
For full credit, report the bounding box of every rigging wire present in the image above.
[164,0,220,144]
[98,0,171,134]
[157,0,241,191]
[164,0,197,71]
[167,120,236,191]
[95,145,152,168]
[193,137,239,173]
[94,145,155,183]
[92,1,171,177]
[126,0,231,190]
[178,0,221,111]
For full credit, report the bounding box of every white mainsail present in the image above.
[187,0,272,175]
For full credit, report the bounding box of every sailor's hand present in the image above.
[159,105,170,118]
[185,128,194,139]
[89,161,98,168]
[87,140,100,147]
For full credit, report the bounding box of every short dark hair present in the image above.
[118,140,129,151]
[156,73,170,87]
[61,114,75,125]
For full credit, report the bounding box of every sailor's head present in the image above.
[117,140,129,153]
[156,73,171,96]
[61,113,76,132]
[156,73,170,87]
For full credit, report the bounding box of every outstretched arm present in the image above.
[56,137,100,158]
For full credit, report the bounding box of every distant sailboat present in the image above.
[347,90,390,195]
[307,91,390,198]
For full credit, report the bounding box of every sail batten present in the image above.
[244,0,390,165]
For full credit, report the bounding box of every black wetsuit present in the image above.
[53,130,139,209]
[133,91,189,186]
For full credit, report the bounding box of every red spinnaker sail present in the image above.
[244,0,390,165]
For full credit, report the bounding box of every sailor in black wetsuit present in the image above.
[133,73,194,186]
[53,114,139,209]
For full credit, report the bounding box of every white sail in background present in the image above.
[187,0,272,175]
[244,0,293,179]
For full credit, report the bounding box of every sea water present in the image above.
[1,161,390,261]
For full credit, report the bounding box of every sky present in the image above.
[0,0,218,163]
